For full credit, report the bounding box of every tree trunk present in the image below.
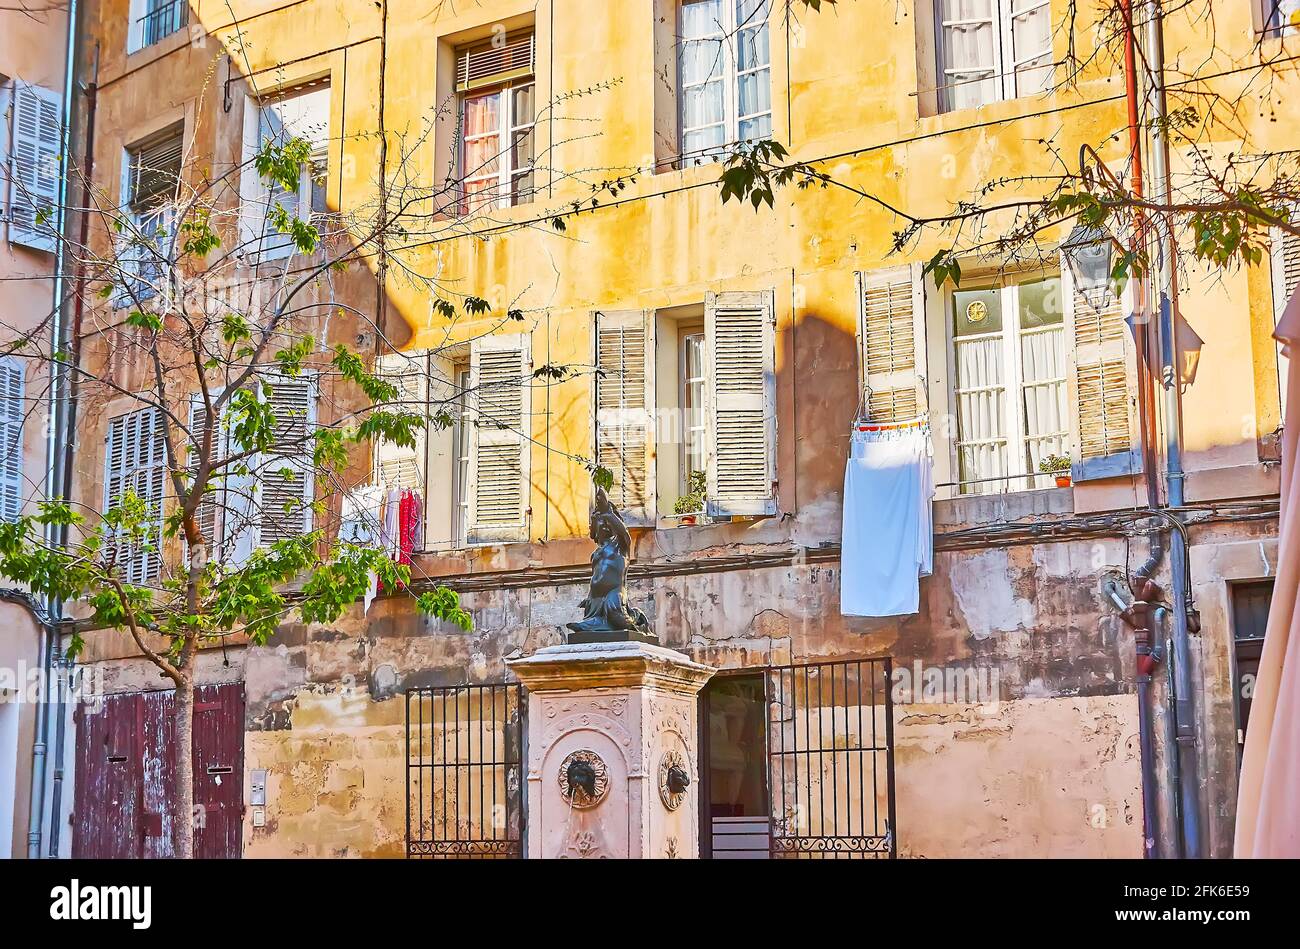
[173,675,195,859]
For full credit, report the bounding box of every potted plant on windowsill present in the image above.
[673,470,707,525]
[1039,453,1072,488]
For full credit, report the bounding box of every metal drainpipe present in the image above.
[1143,0,1203,858]
[44,38,96,863]
[27,0,84,860]
[1154,609,1185,857]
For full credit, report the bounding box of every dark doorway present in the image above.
[1231,580,1274,759]
[700,658,898,859]
[73,682,245,858]
[700,673,770,858]
[405,682,525,858]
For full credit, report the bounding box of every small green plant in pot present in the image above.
[1038,453,1072,487]
[673,470,707,523]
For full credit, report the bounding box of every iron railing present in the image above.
[406,682,525,858]
[766,657,897,858]
[138,0,188,49]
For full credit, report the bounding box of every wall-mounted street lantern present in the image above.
[1061,222,1118,311]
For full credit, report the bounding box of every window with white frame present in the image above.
[859,263,1134,497]
[599,294,777,524]
[3,79,61,252]
[127,0,189,53]
[122,127,182,302]
[456,30,536,214]
[103,406,167,585]
[1270,207,1299,423]
[678,0,772,164]
[370,339,531,548]
[0,358,24,522]
[932,0,1053,114]
[681,328,707,497]
[241,82,330,259]
[449,364,470,546]
[1262,0,1300,37]
[950,275,1067,493]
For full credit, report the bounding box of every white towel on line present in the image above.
[840,426,934,617]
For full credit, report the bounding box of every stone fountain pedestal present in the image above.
[507,641,715,859]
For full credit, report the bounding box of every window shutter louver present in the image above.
[705,290,777,517]
[255,375,317,547]
[186,394,224,561]
[130,131,184,209]
[1063,263,1135,462]
[857,266,925,423]
[374,351,430,491]
[1272,210,1300,321]
[594,310,655,524]
[468,335,530,543]
[0,359,24,522]
[7,82,61,251]
[456,31,536,91]
[103,407,167,584]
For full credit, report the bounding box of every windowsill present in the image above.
[917,77,1109,130]
[659,512,711,529]
[124,28,191,71]
[933,484,1074,529]
[653,142,764,177]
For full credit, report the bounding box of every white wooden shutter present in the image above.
[186,393,225,560]
[254,374,317,547]
[374,350,429,491]
[594,310,655,524]
[705,290,777,517]
[6,82,62,252]
[0,358,24,522]
[857,265,926,423]
[456,30,536,91]
[1271,210,1299,424]
[1063,263,1137,467]
[103,407,167,584]
[1273,218,1300,320]
[468,335,530,543]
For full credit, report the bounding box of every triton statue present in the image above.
[566,485,656,644]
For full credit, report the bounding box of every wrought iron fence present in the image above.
[406,682,525,858]
[766,657,897,858]
[138,0,188,48]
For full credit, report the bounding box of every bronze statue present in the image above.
[566,485,656,644]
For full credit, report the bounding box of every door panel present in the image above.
[74,683,245,858]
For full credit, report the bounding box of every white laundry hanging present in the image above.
[840,418,934,617]
[340,484,387,615]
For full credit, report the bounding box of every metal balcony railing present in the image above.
[138,0,188,49]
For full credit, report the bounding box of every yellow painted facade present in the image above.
[60,0,1300,857]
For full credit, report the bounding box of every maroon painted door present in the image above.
[74,683,244,858]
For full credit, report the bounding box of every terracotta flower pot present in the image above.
[1055,474,1071,488]
[679,515,697,526]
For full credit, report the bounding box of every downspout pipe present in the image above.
[44,34,97,863]
[28,0,83,860]
[1119,0,1170,857]
[1122,577,1164,859]
[1154,607,1185,858]
[1143,0,1203,859]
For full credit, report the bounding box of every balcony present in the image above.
[134,0,188,51]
